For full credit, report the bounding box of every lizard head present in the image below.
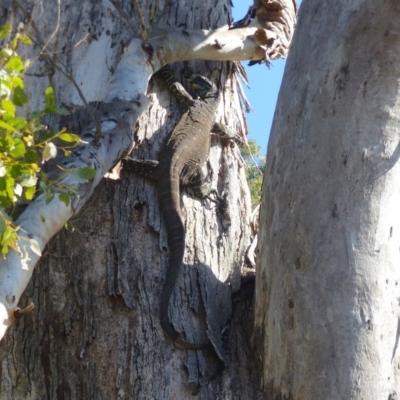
[182,68,219,100]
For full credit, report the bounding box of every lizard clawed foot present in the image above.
[207,190,231,226]
[211,123,245,147]
[206,189,223,203]
[13,302,34,320]
[233,133,245,147]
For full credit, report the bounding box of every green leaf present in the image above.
[0,195,11,208]
[11,76,24,89]
[5,56,24,72]
[45,188,55,204]
[9,164,25,179]
[18,34,32,45]
[42,142,57,161]
[25,150,39,163]
[1,226,12,245]
[7,116,27,130]
[40,171,48,184]
[9,138,26,158]
[1,244,9,256]
[64,221,75,232]
[25,186,36,200]
[44,87,56,112]
[59,191,70,206]
[0,138,11,153]
[36,129,54,142]
[13,86,27,106]
[29,110,44,120]
[56,107,69,116]
[26,163,40,172]
[0,24,11,40]
[1,226,18,256]
[5,175,14,201]
[0,213,6,237]
[0,119,16,132]
[1,99,16,117]
[58,133,80,143]
[72,166,96,181]
[0,176,6,191]
[9,164,37,187]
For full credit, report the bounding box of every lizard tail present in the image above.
[159,177,209,350]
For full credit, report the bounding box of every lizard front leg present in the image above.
[122,157,160,180]
[156,65,195,109]
[211,122,244,146]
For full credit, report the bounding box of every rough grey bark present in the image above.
[0,0,265,398]
[256,0,400,398]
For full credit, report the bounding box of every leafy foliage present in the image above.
[0,24,92,256]
[241,139,265,208]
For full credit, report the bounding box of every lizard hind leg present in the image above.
[181,164,213,199]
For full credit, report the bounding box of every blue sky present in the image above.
[231,2,296,154]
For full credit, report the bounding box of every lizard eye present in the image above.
[189,76,214,97]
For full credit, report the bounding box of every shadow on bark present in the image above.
[0,177,260,399]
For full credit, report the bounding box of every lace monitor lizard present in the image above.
[123,65,241,349]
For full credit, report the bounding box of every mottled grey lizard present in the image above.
[123,65,241,349]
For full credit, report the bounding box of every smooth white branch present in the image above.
[107,24,289,101]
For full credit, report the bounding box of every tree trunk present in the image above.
[0,0,296,340]
[0,0,263,398]
[256,0,400,398]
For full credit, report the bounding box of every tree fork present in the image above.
[0,0,296,342]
